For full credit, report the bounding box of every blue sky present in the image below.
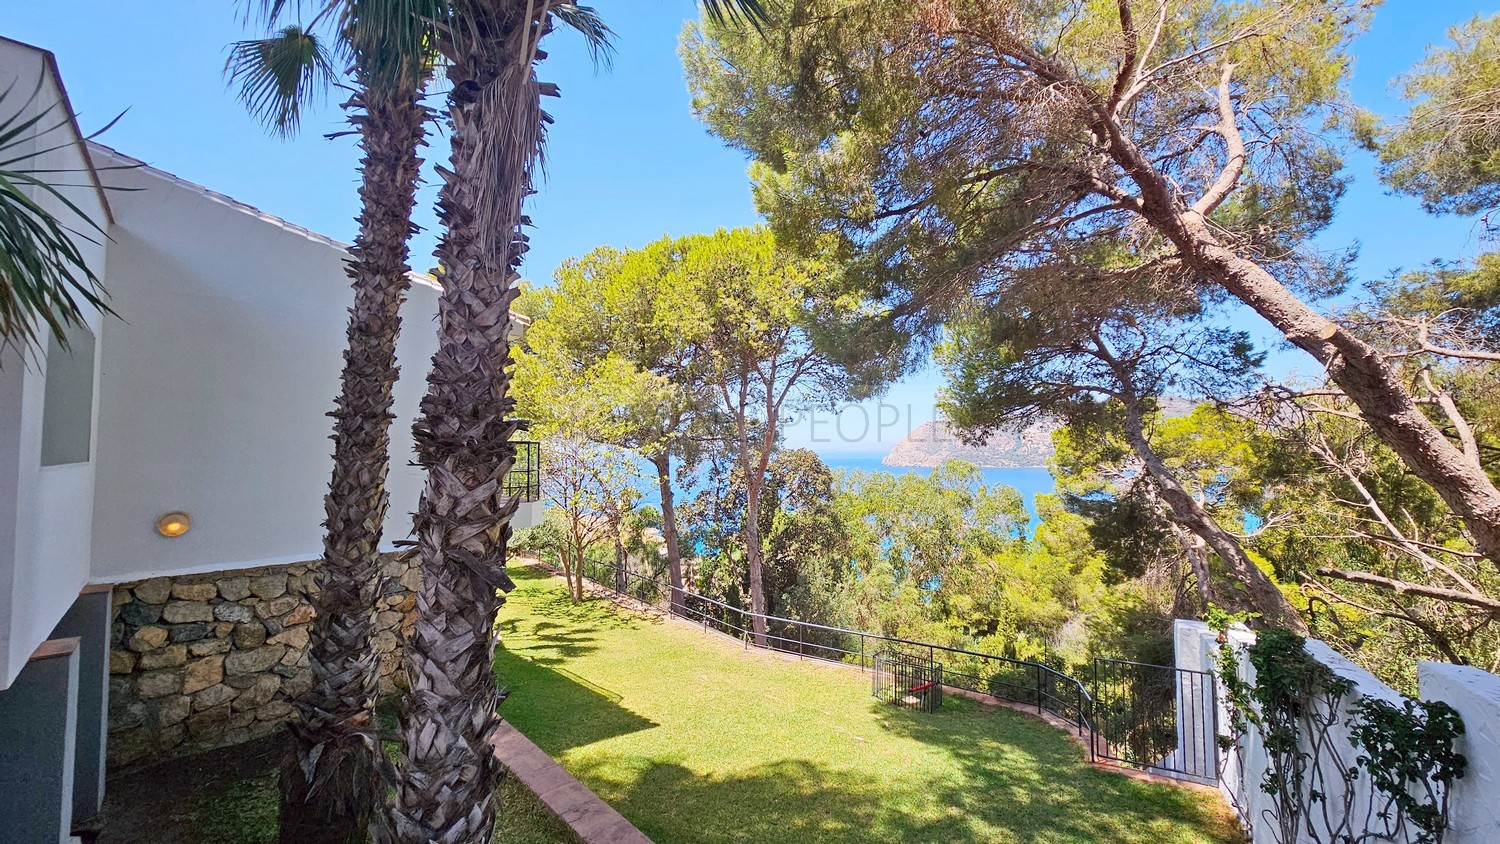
[7,1,1494,457]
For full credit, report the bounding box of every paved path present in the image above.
[489,721,653,844]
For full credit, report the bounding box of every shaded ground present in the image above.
[99,727,577,843]
[497,565,1244,844]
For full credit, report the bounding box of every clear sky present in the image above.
[7,1,1494,457]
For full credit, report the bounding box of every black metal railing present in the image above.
[543,557,1228,784]
[1090,657,1219,784]
[504,441,541,502]
[565,557,1094,736]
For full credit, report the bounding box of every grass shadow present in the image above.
[583,758,995,844]
[495,643,658,754]
[498,565,1241,843]
[871,698,1244,843]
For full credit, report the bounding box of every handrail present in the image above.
[503,441,541,502]
[561,557,1094,735]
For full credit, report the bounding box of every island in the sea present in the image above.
[883,419,1056,469]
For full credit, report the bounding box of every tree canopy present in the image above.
[1376,13,1500,216]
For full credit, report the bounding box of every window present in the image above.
[41,323,95,466]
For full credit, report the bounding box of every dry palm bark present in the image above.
[376,3,542,841]
[279,83,430,844]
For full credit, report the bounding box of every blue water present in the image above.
[824,453,1055,503]
[638,451,1055,519]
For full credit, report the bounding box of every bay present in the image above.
[822,452,1056,520]
[634,451,1056,520]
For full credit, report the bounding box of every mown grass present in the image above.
[496,564,1244,844]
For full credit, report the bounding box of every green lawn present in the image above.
[495,565,1243,844]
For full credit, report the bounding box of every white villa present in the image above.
[6,20,1500,844]
[0,36,539,842]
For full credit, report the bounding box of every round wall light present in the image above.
[156,512,192,538]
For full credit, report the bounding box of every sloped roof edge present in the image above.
[89,141,352,251]
[0,35,114,224]
[86,141,441,291]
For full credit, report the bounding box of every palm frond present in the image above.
[0,78,113,355]
[701,0,769,31]
[340,0,449,91]
[238,0,341,28]
[226,25,339,138]
[550,4,616,70]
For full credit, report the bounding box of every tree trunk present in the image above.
[1119,394,1306,632]
[561,545,576,604]
[377,5,541,841]
[1150,204,1500,568]
[744,481,768,646]
[280,84,427,844]
[650,452,687,613]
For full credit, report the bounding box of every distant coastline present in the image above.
[881,419,1056,469]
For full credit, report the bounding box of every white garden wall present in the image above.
[1175,620,1500,844]
[1418,662,1500,841]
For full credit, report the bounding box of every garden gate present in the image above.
[1089,658,1219,784]
[872,648,944,713]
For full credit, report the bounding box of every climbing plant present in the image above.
[1210,613,1466,844]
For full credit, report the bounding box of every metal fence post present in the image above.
[1036,663,1043,714]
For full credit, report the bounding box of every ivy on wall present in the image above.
[1209,613,1467,844]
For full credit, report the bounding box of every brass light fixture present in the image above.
[156,511,191,538]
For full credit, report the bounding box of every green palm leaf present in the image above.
[226,25,339,138]
[551,3,615,69]
[0,77,113,355]
[702,0,769,29]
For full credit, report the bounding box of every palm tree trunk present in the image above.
[280,84,427,844]
[377,4,542,841]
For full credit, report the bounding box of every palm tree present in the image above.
[0,77,115,355]
[377,3,763,841]
[227,3,441,841]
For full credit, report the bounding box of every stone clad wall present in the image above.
[107,553,420,768]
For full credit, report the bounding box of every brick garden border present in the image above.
[489,722,652,844]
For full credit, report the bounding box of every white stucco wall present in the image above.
[1418,662,1500,843]
[2,39,540,689]
[1177,620,1498,844]
[85,145,444,583]
[0,39,109,689]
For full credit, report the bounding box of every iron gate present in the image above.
[1090,658,1219,784]
[872,648,944,713]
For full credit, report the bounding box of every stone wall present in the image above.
[106,553,419,768]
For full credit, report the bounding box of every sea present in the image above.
[637,451,1056,521]
[823,452,1056,520]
